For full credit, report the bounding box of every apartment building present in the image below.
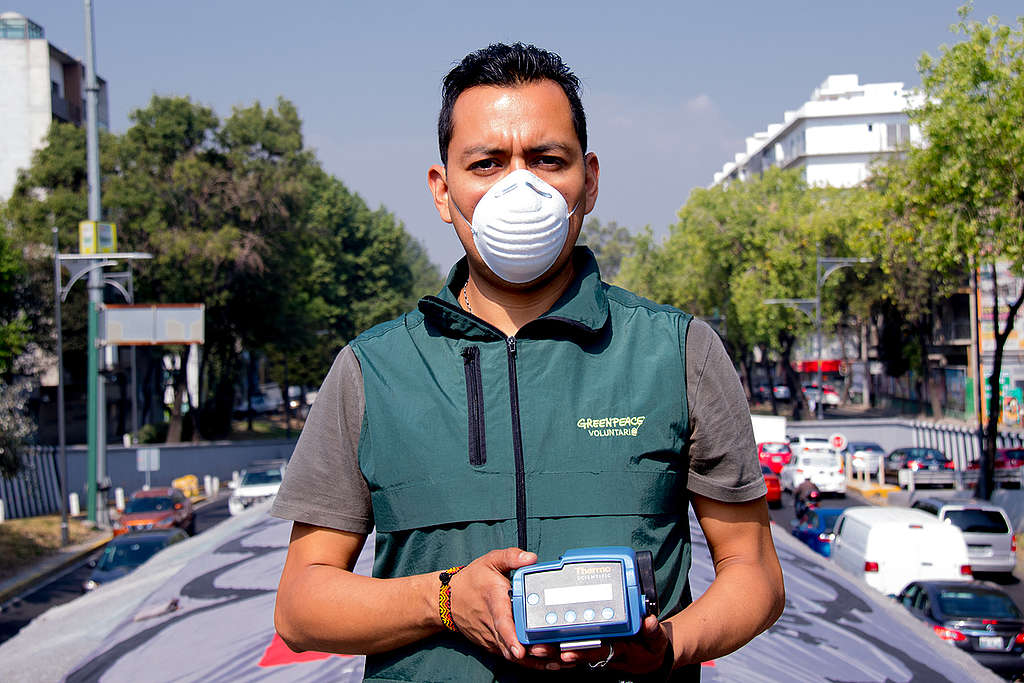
[0,11,109,199]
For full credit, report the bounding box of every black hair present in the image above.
[438,42,587,166]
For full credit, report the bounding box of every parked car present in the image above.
[896,580,1024,678]
[846,441,885,475]
[82,528,188,592]
[761,465,782,509]
[772,384,791,401]
[779,449,846,496]
[884,447,952,476]
[831,506,972,596]
[911,498,1016,575]
[758,441,793,474]
[752,384,772,402]
[228,460,286,516]
[791,507,845,557]
[113,486,195,536]
[802,383,840,408]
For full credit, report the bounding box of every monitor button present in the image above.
[545,612,558,625]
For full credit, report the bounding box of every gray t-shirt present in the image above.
[271,318,765,533]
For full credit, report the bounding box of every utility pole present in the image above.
[83,0,105,526]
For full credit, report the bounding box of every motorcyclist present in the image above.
[793,476,821,519]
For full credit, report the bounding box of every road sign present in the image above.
[137,448,160,472]
[829,433,847,451]
[78,221,117,254]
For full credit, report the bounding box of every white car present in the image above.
[846,441,885,474]
[228,461,286,515]
[780,449,847,495]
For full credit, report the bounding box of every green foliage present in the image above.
[619,168,875,361]
[578,218,637,282]
[4,95,440,440]
[0,378,35,478]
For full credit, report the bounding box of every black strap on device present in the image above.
[635,550,660,617]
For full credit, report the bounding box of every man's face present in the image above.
[428,79,599,287]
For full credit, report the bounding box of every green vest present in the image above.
[350,248,695,682]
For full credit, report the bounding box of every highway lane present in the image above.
[0,490,231,645]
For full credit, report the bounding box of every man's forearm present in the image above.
[275,564,443,654]
[664,555,784,666]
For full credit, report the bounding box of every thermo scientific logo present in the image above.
[577,415,646,438]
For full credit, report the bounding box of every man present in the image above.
[793,477,821,519]
[273,43,784,681]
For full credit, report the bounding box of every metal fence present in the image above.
[0,445,63,520]
[910,420,1024,471]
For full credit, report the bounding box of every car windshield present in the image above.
[851,443,883,453]
[1002,449,1024,460]
[944,509,1009,534]
[937,590,1022,619]
[760,465,774,475]
[761,443,789,454]
[241,469,282,486]
[97,538,168,571]
[124,497,174,514]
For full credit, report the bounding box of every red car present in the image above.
[761,465,782,509]
[113,486,196,536]
[758,442,793,474]
[967,447,1024,470]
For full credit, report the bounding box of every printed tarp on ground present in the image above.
[0,505,995,682]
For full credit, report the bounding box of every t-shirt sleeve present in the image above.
[684,318,768,503]
[270,345,374,533]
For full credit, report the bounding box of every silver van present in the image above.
[911,498,1016,575]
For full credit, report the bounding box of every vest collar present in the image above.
[418,246,610,341]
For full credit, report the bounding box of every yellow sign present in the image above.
[78,221,117,254]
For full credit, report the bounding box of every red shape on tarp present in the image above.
[259,632,352,667]
[702,660,716,667]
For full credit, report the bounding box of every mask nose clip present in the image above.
[524,181,553,198]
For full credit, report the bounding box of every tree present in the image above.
[897,4,1024,497]
[0,226,34,477]
[578,217,637,282]
[5,96,440,443]
[619,168,874,419]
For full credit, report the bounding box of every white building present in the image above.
[0,11,108,199]
[712,74,922,188]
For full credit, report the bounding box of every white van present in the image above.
[831,506,972,596]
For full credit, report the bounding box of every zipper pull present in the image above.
[506,336,516,356]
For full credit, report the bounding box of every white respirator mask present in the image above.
[451,169,580,284]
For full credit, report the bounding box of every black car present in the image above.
[82,528,189,592]
[884,447,951,475]
[896,580,1024,677]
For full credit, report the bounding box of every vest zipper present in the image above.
[506,336,528,550]
[461,346,486,466]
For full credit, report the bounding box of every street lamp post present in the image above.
[765,249,872,420]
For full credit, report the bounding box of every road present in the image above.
[771,485,1024,620]
[0,490,231,645]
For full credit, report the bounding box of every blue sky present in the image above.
[16,1,1024,269]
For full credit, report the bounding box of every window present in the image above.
[867,124,873,132]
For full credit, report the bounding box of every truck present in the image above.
[750,414,787,446]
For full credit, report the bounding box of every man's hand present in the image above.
[448,547,540,662]
[549,614,672,675]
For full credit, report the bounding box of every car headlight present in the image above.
[83,579,98,592]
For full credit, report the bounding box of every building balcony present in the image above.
[51,94,81,124]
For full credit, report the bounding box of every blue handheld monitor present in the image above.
[510,546,658,646]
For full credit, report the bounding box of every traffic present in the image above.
[770,427,1024,680]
